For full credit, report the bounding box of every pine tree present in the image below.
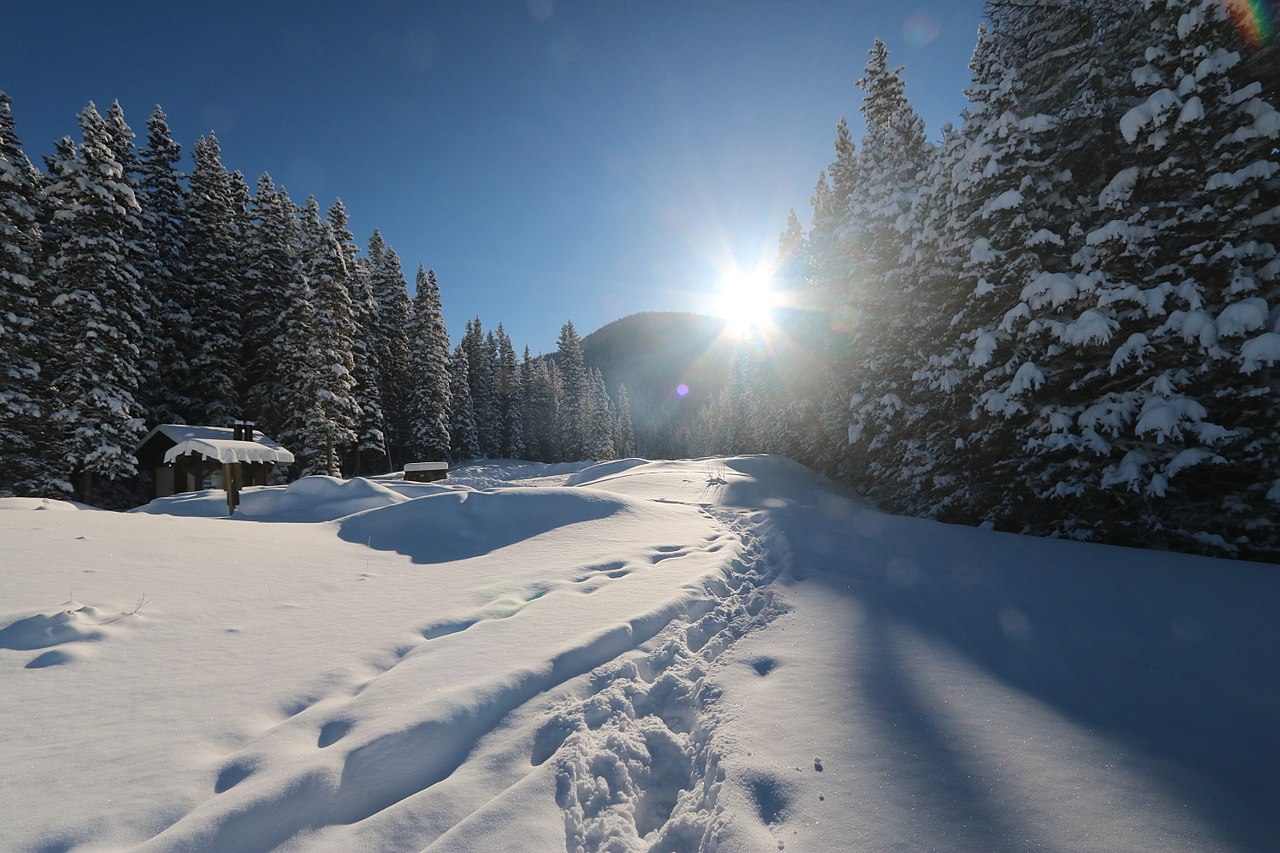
[461,318,501,457]
[406,266,452,462]
[613,382,635,457]
[138,105,189,424]
[367,230,412,467]
[242,175,301,437]
[556,320,590,460]
[295,196,360,475]
[1045,0,1280,555]
[525,354,563,462]
[496,323,525,458]
[587,367,616,460]
[329,199,386,474]
[39,103,147,502]
[0,91,55,496]
[269,186,319,478]
[183,133,243,425]
[843,39,934,490]
[449,343,480,460]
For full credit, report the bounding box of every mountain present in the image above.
[580,312,735,457]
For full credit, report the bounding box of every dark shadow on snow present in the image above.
[337,488,627,565]
[722,455,1280,851]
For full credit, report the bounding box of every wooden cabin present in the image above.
[134,423,295,499]
[404,461,449,483]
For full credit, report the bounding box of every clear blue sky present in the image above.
[3,0,986,354]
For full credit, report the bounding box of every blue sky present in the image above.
[3,0,986,354]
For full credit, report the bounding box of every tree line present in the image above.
[691,0,1279,561]
[0,97,633,504]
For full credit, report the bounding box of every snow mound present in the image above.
[338,486,637,564]
[0,603,105,652]
[563,458,650,486]
[133,476,411,522]
[0,497,103,511]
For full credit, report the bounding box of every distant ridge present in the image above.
[580,312,736,458]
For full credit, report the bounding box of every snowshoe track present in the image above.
[549,510,787,852]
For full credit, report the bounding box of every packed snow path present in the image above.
[2,456,1278,852]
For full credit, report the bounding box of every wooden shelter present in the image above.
[134,423,295,510]
[404,461,449,483]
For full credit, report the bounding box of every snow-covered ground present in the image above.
[2,456,1277,852]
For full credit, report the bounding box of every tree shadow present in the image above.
[336,487,626,564]
[724,459,1280,850]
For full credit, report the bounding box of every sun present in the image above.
[711,264,779,336]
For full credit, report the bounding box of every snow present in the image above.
[1057,309,1117,346]
[1120,88,1180,144]
[3,457,1279,851]
[140,423,296,465]
[404,461,449,472]
[163,437,295,465]
[1216,297,1270,338]
[1240,332,1280,374]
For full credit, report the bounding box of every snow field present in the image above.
[3,456,1279,851]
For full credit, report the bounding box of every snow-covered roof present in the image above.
[404,461,449,472]
[163,438,295,465]
[136,424,295,465]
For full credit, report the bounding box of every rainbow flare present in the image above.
[1220,0,1276,47]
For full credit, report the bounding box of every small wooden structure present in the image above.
[404,461,449,483]
[135,422,295,513]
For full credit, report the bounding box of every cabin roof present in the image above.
[135,424,295,465]
[404,461,449,472]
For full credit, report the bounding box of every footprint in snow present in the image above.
[214,759,256,793]
[317,718,353,748]
[748,656,778,677]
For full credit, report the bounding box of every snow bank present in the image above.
[133,476,413,522]
[0,497,103,511]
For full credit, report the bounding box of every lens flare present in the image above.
[1220,0,1275,46]
[676,384,690,398]
[903,12,942,47]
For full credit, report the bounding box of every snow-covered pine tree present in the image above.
[242,175,299,437]
[38,103,147,502]
[927,17,1093,532]
[367,230,412,468]
[842,39,934,494]
[0,91,55,496]
[406,266,452,463]
[448,342,480,460]
[297,196,360,476]
[518,346,545,460]
[328,199,387,474]
[267,185,320,478]
[613,382,635,458]
[461,319,501,457]
[525,354,563,462]
[888,120,971,518]
[104,102,158,423]
[1058,0,1280,557]
[556,320,590,460]
[587,367,615,461]
[183,133,243,425]
[496,323,525,458]
[138,105,190,424]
